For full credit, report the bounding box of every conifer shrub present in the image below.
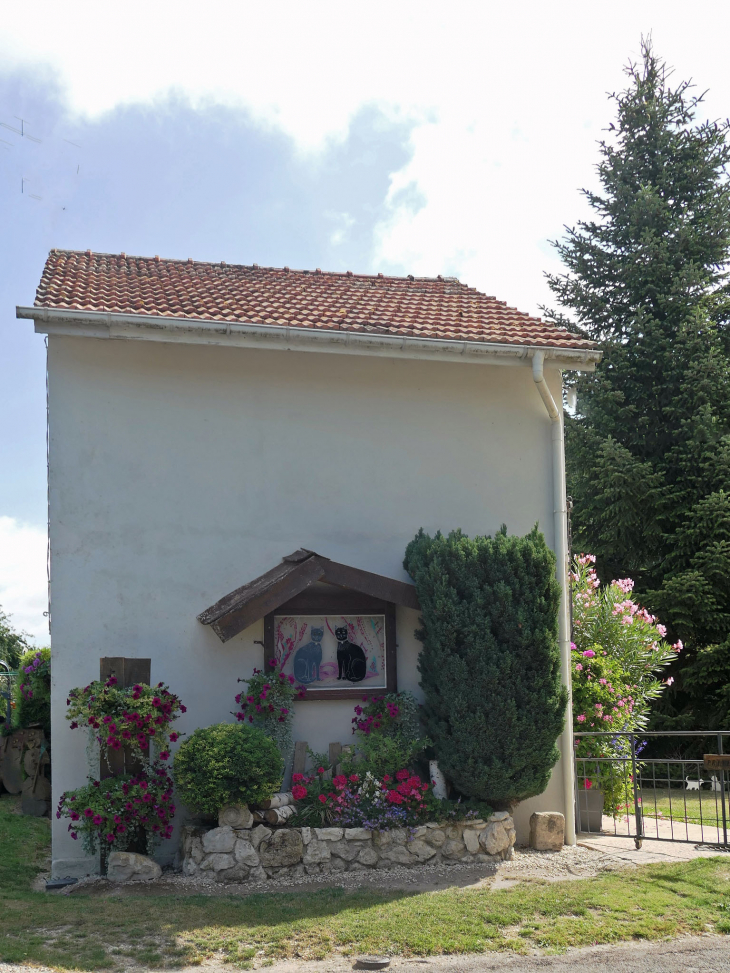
[404,525,566,808]
[173,722,283,817]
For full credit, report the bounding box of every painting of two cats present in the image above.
[274,614,386,689]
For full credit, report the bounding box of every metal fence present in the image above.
[574,731,730,849]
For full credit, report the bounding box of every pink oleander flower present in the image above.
[577,714,586,723]
[582,650,596,658]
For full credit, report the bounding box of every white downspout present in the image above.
[532,350,576,846]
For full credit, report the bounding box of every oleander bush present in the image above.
[14,647,51,737]
[173,722,283,817]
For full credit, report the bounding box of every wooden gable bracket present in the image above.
[197,549,420,643]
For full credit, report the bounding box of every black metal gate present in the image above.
[574,731,730,849]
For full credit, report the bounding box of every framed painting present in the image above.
[264,592,397,699]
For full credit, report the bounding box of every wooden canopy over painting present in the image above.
[198,549,420,643]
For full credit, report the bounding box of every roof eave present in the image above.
[16,306,602,370]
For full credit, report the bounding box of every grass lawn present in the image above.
[640,788,730,829]
[2,794,730,970]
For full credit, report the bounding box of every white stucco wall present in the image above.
[46,334,568,877]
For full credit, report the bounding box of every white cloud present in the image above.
[3,1,730,313]
[0,517,48,645]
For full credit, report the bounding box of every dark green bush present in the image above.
[173,722,283,817]
[404,525,566,808]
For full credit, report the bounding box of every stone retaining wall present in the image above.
[181,813,515,883]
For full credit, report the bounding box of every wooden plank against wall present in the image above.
[292,741,308,776]
[99,658,151,779]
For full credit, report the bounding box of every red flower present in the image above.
[386,790,404,804]
[292,785,307,800]
[395,769,409,781]
[333,775,347,790]
[292,773,304,783]
[318,794,327,804]
[318,767,325,774]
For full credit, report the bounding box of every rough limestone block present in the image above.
[358,844,379,866]
[182,858,198,877]
[480,822,510,856]
[190,837,204,864]
[314,827,344,841]
[344,828,372,841]
[200,853,236,872]
[219,805,254,829]
[259,829,303,867]
[463,829,481,854]
[219,863,249,882]
[107,851,162,883]
[442,838,467,860]
[407,838,437,860]
[202,826,236,854]
[329,839,359,861]
[444,823,464,840]
[330,857,347,872]
[529,812,565,851]
[373,828,406,849]
[300,827,312,845]
[249,865,267,882]
[491,811,511,822]
[250,825,273,850]
[234,839,260,867]
[425,828,446,848]
[303,838,331,864]
[379,845,414,866]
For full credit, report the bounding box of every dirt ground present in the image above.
[3,935,730,973]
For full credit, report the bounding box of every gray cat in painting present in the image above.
[293,626,323,684]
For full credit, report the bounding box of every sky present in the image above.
[2,0,730,643]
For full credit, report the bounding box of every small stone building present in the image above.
[17,250,600,878]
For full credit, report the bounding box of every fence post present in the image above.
[718,733,728,847]
[630,733,643,849]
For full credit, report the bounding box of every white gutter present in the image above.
[532,350,576,846]
[16,306,601,371]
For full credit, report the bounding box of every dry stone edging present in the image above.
[181,814,515,883]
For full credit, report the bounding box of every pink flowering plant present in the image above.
[289,766,437,828]
[234,659,306,761]
[571,554,678,815]
[65,677,186,771]
[11,647,51,736]
[56,763,175,855]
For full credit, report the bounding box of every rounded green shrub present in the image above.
[173,722,283,817]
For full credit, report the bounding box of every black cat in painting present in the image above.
[335,625,367,682]
[293,626,323,684]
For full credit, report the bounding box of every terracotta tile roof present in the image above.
[33,249,595,351]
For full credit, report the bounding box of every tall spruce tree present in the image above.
[545,39,730,728]
[404,526,566,807]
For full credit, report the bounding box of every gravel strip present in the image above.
[60,844,632,898]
